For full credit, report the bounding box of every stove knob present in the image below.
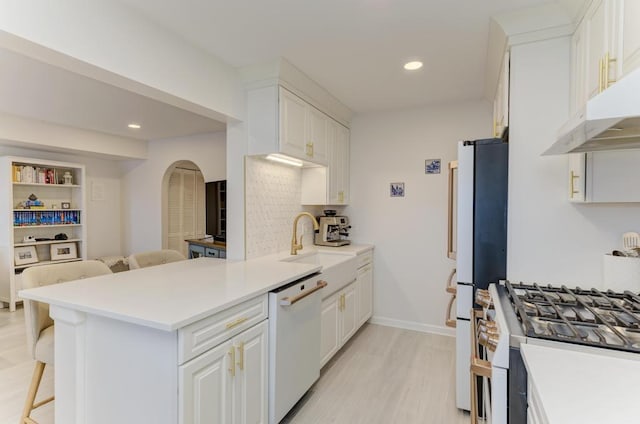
[486,334,500,352]
[475,290,492,308]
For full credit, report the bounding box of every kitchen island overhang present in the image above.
[20,256,322,424]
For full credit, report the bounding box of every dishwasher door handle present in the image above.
[280,280,328,306]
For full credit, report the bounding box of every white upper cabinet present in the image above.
[570,0,640,115]
[279,88,308,160]
[305,104,329,165]
[248,85,329,166]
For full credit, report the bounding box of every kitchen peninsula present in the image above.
[19,245,373,424]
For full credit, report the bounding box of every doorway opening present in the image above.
[162,160,205,257]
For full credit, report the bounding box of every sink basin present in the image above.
[281,251,358,298]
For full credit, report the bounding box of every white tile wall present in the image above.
[245,156,319,259]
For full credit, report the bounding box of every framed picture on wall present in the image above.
[50,242,77,261]
[390,182,405,197]
[15,246,38,266]
[425,159,441,174]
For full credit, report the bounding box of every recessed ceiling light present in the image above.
[128,123,141,129]
[404,61,423,71]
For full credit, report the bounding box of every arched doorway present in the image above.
[162,160,205,257]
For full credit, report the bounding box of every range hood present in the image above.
[543,67,640,155]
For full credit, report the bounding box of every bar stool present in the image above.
[127,249,186,269]
[20,260,112,424]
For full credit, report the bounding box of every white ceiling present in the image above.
[0,1,586,145]
[117,0,585,113]
[0,48,225,141]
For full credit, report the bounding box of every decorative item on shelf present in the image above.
[425,158,442,174]
[14,246,38,266]
[23,193,44,209]
[63,171,73,185]
[50,242,77,261]
[61,202,71,209]
[390,182,405,197]
[22,235,36,243]
[54,233,68,240]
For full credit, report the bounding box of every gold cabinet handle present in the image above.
[226,316,248,329]
[338,191,344,203]
[237,342,245,371]
[228,346,236,377]
[306,142,314,157]
[445,294,457,328]
[281,280,328,306]
[570,171,579,198]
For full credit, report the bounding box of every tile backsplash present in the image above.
[245,156,319,259]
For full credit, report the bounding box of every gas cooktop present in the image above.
[505,281,640,353]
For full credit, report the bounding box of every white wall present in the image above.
[121,132,226,255]
[0,143,123,259]
[347,101,492,335]
[508,37,640,287]
[0,0,243,122]
[244,157,320,259]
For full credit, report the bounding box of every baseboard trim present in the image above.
[369,316,455,337]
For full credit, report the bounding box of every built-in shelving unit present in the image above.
[0,157,87,311]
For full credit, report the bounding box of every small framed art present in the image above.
[390,182,405,197]
[50,242,77,261]
[61,202,71,209]
[15,246,38,266]
[425,159,441,174]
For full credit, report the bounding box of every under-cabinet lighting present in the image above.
[265,154,303,167]
[404,61,423,71]
[127,123,142,129]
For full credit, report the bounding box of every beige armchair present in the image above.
[20,260,112,424]
[127,249,186,269]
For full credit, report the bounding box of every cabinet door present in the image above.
[234,320,268,424]
[279,87,308,160]
[568,153,586,202]
[340,283,358,345]
[179,340,234,424]
[306,106,329,164]
[320,293,340,367]
[622,0,640,75]
[357,264,373,327]
[586,0,608,99]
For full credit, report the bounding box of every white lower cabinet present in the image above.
[320,249,374,368]
[179,320,268,424]
[320,281,357,367]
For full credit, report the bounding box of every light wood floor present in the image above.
[284,324,469,424]
[1,306,468,424]
[0,305,54,424]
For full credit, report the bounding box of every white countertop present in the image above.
[18,243,374,332]
[521,343,640,424]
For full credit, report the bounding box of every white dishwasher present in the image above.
[268,273,327,424]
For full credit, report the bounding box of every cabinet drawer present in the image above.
[357,251,372,268]
[178,295,268,364]
[205,247,219,258]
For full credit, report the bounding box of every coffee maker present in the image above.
[314,211,351,247]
